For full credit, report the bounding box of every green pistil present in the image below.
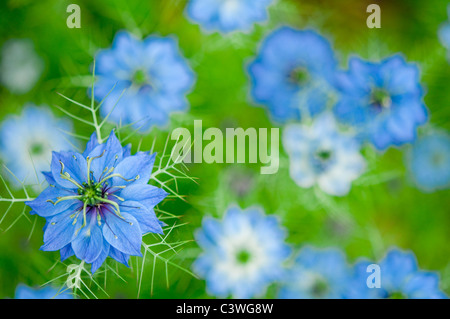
[236,249,252,264]
[316,150,332,161]
[311,279,329,298]
[78,183,104,206]
[371,88,392,109]
[289,67,309,85]
[30,143,44,155]
[389,292,406,299]
[133,69,148,86]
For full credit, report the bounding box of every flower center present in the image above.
[388,291,406,299]
[431,152,444,166]
[370,88,392,109]
[311,278,329,298]
[315,149,332,161]
[133,69,148,86]
[78,183,104,206]
[30,142,44,155]
[236,249,252,264]
[289,66,310,85]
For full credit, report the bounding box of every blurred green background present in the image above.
[0,0,449,298]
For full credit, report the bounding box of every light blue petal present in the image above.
[102,211,142,256]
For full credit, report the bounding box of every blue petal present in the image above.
[51,151,88,189]
[102,212,142,256]
[83,132,100,157]
[109,246,130,267]
[26,186,79,218]
[119,183,168,207]
[91,240,110,274]
[42,171,56,185]
[112,152,156,186]
[379,248,418,292]
[41,211,83,251]
[60,244,75,261]
[404,271,448,299]
[122,144,132,158]
[87,131,123,182]
[71,213,104,263]
[119,200,164,235]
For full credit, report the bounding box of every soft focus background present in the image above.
[0,0,449,298]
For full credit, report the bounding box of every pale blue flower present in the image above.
[0,39,44,94]
[193,205,290,298]
[0,105,76,187]
[278,246,352,299]
[407,132,450,192]
[93,31,195,131]
[282,113,366,196]
[248,27,338,123]
[186,0,274,33]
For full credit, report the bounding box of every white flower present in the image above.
[193,205,290,298]
[0,39,44,94]
[283,113,366,196]
[0,105,77,187]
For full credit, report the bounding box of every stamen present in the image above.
[97,210,102,226]
[86,150,106,185]
[59,160,83,189]
[97,173,139,186]
[109,194,125,202]
[75,201,89,235]
[52,195,82,206]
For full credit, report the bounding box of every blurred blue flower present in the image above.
[193,205,290,298]
[186,0,274,33]
[333,55,427,150]
[0,105,77,188]
[438,4,450,56]
[278,246,352,299]
[26,131,168,273]
[15,284,72,299]
[248,27,338,123]
[0,39,44,94]
[282,113,366,196]
[93,31,195,131]
[347,248,448,299]
[407,132,450,192]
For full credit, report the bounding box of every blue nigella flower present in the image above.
[0,105,76,188]
[438,4,450,59]
[407,132,450,192]
[186,0,274,34]
[93,31,195,131]
[25,131,168,273]
[248,27,338,123]
[278,246,352,299]
[282,113,366,196]
[193,205,291,298]
[15,284,72,299]
[333,55,428,150]
[347,248,448,299]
